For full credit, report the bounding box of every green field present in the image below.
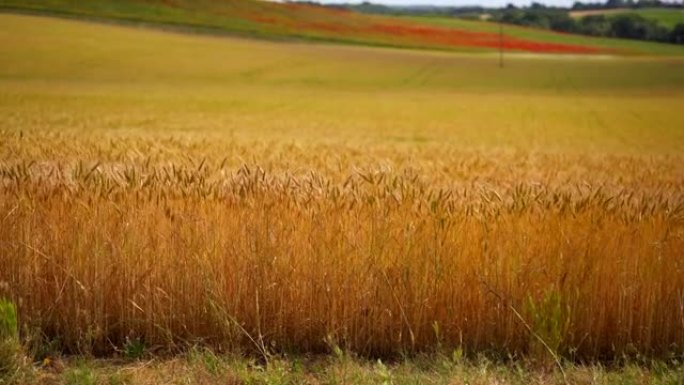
[570,7,684,29]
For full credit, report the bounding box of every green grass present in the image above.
[25,354,684,385]
[571,8,684,29]
[629,8,684,28]
[1,0,684,55]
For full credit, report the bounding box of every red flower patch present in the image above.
[238,2,605,55]
[368,23,601,54]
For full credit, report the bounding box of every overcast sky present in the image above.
[297,0,587,7]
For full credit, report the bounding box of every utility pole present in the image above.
[499,21,504,68]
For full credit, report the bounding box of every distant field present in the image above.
[1,14,683,153]
[570,7,684,29]
[1,0,684,55]
[1,12,684,366]
[404,14,684,55]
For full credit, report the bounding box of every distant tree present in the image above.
[493,0,679,45]
[635,0,662,8]
[610,14,668,41]
[579,15,612,36]
[572,1,605,10]
[671,23,684,44]
[500,9,520,23]
[605,0,625,9]
[611,14,645,38]
[549,13,578,32]
[520,11,551,29]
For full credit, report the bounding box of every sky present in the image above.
[295,0,587,7]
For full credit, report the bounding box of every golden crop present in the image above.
[1,131,683,360]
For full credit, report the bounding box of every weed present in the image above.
[122,338,145,361]
[526,290,568,366]
[187,347,223,376]
[0,299,25,384]
[63,361,97,385]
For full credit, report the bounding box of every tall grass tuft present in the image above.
[0,299,25,383]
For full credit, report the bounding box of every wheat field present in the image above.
[1,13,684,363]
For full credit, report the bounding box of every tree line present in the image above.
[495,3,684,45]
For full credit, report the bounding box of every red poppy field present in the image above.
[236,2,604,54]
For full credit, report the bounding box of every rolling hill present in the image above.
[1,0,683,55]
